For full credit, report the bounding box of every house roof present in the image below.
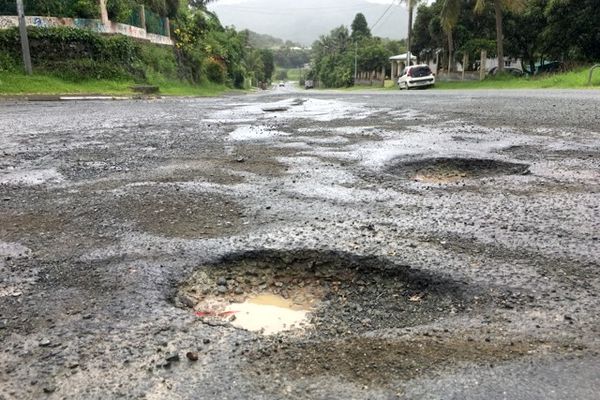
[390,53,417,61]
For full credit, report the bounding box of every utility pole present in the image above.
[406,0,413,67]
[16,0,32,75]
[354,41,358,84]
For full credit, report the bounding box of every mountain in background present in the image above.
[208,0,409,46]
[244,30,303,49]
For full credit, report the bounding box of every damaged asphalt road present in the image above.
[0,89,599,399]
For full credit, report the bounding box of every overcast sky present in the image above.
[208,0,411,46]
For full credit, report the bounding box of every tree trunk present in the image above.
[447,29,453,73]
[494,0,504,72]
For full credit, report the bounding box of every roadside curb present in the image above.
[0,94,161,102]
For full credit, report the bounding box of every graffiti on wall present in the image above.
[112,22,146,39]
[26,16,73,27]
[146,33,172,46]
[0,16,18,29]
[0,15,172,46]
[74,19,110,33]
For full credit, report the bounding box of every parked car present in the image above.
[534,61,563,75]
[398,65,435,90]
[488,66,524,77]
[278,81,285,87]
[304,79,314,89]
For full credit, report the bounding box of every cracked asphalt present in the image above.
[0,88,599,399]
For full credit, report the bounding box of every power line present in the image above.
[370,0,397,31]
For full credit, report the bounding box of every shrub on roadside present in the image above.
[0,26,175,82]
[0,52,17,72]
[19,0,99,18]
[206,59,226,83]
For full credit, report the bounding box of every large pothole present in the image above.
[176,250,484,337]
[388,157,530,183]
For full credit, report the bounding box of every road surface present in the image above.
[1,89,599,399]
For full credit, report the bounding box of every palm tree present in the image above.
[441,0,525,73]
[189,0,218,8]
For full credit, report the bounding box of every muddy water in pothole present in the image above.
[225,294,310,335]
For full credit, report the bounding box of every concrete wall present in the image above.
[0,15,173,46]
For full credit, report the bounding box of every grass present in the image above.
[0,70,233,97]
[350,67,600,91]
[274,67,305,83]
[431,68,600,90]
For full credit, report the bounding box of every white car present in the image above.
[397,65,435,90]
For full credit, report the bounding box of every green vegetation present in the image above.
[435,69,600,89]
[243,29,301,50]
[372,69,600,91]
[0,70,230,96]
[413,0,600,73]
[0,0,276,95]
[309,14,405,88]
[0,0,99,18]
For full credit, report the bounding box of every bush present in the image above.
[0,52,17,72]
[43,59,131,81]
[206,59,226,83]
[138,43,177,78]
[105,0,136,23]
[0,26,149,80]
[18,0,99,18]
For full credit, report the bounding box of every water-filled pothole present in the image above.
[388,157,530,183]
[176,250,484,336]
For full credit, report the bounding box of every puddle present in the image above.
[225,294,310,335]
[210,98,373,123]
[388,157,530,183]
[229,125,290,141]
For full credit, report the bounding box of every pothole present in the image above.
[176,250,484,336]
[388,157,530,183]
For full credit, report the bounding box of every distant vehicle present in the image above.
[304,80,314,89]
[397,65,435,90]
[278,81,285,87]
[534,61,563,75]
[488,66,524,77]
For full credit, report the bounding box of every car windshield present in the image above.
[411,67,432,77]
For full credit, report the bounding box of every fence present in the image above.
[144,8,166,36]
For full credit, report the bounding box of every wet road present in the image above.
[0,89,599,399]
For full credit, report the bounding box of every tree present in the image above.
[358,37,388,72]
[504,0,548,73]
[259,49,275,81]
[351,13,371,41]
[442,0,525,73]
[542,0,600,63]
[311,26,354,87]
[188,0,218,8]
